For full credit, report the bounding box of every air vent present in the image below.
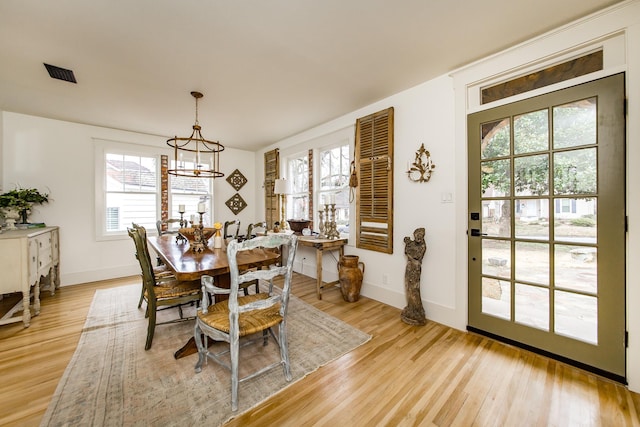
[43,63,77,83]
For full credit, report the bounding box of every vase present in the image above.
[213,230,223,249]
[1,207,21,230]
[338,255,365,302]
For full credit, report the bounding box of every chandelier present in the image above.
[167,91,225,178]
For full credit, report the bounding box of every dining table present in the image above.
[147,234,281,358]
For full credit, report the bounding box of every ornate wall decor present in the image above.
[406,143,436,183]
[226,169,247,191]
[225,193,247,214]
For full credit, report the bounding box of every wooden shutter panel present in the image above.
[264,148,279,229]
[355,107,394,253]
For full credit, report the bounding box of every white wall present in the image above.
[1,112,257,285]
[259,76,458,325]
[258,0,640,392]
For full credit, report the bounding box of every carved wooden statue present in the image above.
[401,227,427,325]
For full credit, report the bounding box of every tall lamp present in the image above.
[274,178,291,230]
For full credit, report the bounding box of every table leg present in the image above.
[316,248,323,300]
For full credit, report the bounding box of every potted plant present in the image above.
[0,187,49,229]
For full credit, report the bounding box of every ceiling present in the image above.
[0,0,623,151]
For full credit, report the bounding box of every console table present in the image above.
[297,236,348,299]
[0,226,60,327]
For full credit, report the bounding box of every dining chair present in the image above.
[128,224,201,350]
[155,218,183,266]
[246,221,267,239]
[156,218,182,235]
[223,219,241,241]
[194,233,298,411]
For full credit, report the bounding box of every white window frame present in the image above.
[94,139,162,241]
[317,141,350,237]
[168,159,214,226]
[287,153,309,220]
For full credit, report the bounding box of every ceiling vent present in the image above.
[43,63,77,83]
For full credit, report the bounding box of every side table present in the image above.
[297,236,348,299]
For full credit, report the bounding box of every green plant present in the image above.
[570,217,596,227]
[0,187,49,211]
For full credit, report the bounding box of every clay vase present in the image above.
[338,255,365,302]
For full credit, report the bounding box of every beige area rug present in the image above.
[41,283,371,426]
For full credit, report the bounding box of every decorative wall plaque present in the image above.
[226,169,247,191]
[225,193,247,214]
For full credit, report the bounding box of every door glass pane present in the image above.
[514,109,549,154]
[553,97,596,149]
[515,242,549,285]
[555,244,597,293]
[481,118,510,159]
[482,277,510,320]
[515,199,549,240]
[515,283,549,330]
[481,159,511,196]
[555,290,598,344]
[554,198,597,244]
[553,148,597,195]
[482,239,510,278]
[482,200,510,237]
[514,154,549,196]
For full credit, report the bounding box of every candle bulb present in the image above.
[178,204,185,214]
[198,203,206,214]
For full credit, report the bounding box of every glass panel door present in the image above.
[468,74,626,379]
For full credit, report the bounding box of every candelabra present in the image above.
[191,211,207,253]
[324,204,341,239]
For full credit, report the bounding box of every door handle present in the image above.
[470,229,487,237]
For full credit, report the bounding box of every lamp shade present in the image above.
[274,178,290,195]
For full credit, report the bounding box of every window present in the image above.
[104,151,158,234]
[169,159,213,225]
[287,154,309,220]
[319,144,350,235]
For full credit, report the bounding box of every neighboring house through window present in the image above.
[95,139,213,239]
[169,159,213,225]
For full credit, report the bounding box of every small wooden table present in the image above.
[297,236,348,300]
[147,235,280,358]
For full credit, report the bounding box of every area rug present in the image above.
[40,283,371,426]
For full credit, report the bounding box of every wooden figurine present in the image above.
[401,227,427,325]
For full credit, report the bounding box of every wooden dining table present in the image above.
[147,234,281,358]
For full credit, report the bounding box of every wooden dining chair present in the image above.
[223,219,241,241]
[246,221,267,239]
[194,233,298,411]
[128,224,201,350]
[156,218,182,235]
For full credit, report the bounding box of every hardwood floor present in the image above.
[1,273,639,426]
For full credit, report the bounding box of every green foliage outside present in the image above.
[480,101,597,197]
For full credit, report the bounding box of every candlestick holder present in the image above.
[318,208,326,238]
[176,212,187,244]
[191,212,207,253]
[325,204,341,239]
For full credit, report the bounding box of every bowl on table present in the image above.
[178,227,217,244]
[287,220,311,234]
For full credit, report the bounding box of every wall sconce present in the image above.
[406,143,436,183]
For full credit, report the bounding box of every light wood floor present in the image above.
[1,274,639,426]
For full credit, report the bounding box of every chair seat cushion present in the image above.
[146,279,201,300]
[198,293,282,336]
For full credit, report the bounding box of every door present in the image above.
[467,73,626,379]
